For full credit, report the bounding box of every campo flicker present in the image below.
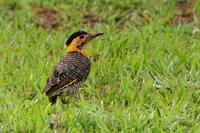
[43,31,103,104]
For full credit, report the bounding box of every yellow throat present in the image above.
[67,43,87,56]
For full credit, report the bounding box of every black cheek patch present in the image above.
[77,43,84,49]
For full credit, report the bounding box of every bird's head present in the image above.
[66,31,103,56]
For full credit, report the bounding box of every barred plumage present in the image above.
[43,51,91,104]
[43,31,102,104]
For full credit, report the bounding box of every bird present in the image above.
[43,31,103,104]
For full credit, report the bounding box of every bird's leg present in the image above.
[49,95,58,105]
[60,93,70,104]
[61,96,67,104]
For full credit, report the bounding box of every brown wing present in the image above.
[43,52,91,97]
[43,56,76,97]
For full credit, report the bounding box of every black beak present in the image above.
[90,33,104,38]
[78,33,103,49]
[85,33,103,43]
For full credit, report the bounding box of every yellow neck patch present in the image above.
[67,42,87,56]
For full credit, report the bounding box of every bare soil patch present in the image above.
[83,14,102,28]
[34,6,59,32]
[169,1,194,25]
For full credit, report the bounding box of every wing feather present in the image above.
[43,52,91,97]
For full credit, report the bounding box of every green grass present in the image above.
[0,0,200,132]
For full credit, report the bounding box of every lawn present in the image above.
[0,0,200,132]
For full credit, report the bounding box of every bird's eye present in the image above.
[80,35,84,39]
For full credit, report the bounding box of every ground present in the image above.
[0,0,200,132]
